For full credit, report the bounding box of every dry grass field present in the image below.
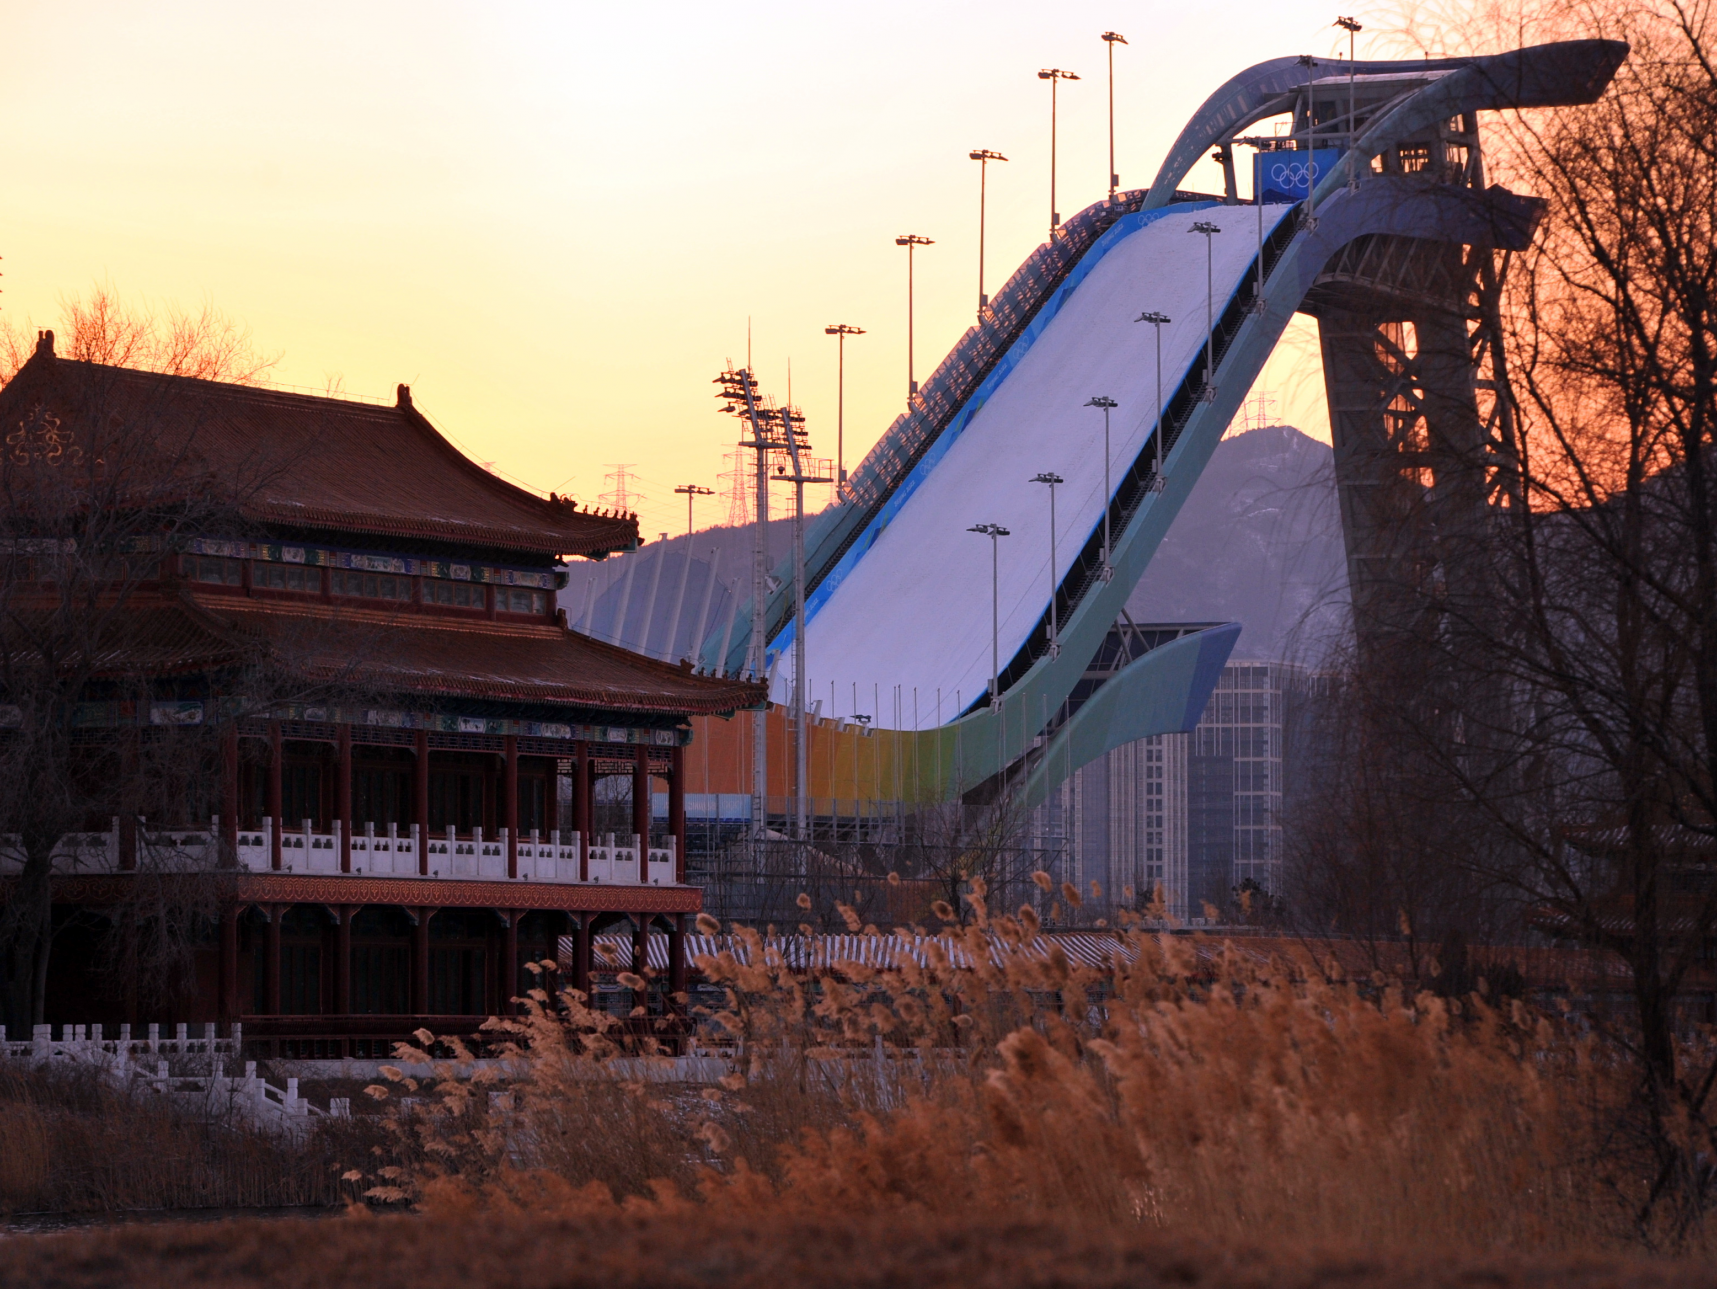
[6,914,1717,1285]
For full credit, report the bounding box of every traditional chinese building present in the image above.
[0,334,762,1054]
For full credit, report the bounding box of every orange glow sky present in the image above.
[1,1,1377,542]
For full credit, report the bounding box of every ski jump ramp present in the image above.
[699,40,1625,805]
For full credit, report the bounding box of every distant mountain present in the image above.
[560,426,1351,668]
[1124,425,1350,663]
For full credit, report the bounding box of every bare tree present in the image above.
[0,285,281,387]
[1285,0,1717,1241]
[0,320,346,1030]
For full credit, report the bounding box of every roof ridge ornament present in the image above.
[396,383,413,409]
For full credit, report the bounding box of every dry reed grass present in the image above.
[347,892,1660,1257]
[0,1060,369,1216]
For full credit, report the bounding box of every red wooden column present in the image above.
[263,905,282,1015]
[502,911,520,1014]
[220,724,240,865]
[632,744,650,882]
[337,725,353,873]
[410,909,431,1015]
[631,914,649,982]
[668,912,687,1000]
[567,743,586,879]
[571,915,591,1000]
[668,743,687,884]
[582,751,598,878]
[334,905,354,1014]
[218,904,240,1020]
[504,735,519,879]
[120,734,139,871]
[268,721,284,871]
[414,730,430,875]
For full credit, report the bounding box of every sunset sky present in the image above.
[1,1,1388,542]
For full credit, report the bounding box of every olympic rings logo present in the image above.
[1267,159,1322,188]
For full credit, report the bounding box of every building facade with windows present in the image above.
[0,335,763,1052]
[1060,660,1299,923]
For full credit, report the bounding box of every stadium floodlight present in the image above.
[1136,312,1171,489]
[824,324,865,493]
[1100,33,1128,201]
[967,523,1011,706]
[1085,396,1118,580]
[1298,54,1321,229]
[895,235,934,397]
[1190,221,1222,401]
[1037,69,1080,233]
[1030,472,1065,658]
[969,150,1008,317]
[1335,17,1363,188]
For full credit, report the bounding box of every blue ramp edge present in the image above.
[1019,623,1240,810]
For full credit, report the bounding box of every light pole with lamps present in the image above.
[1085,396,1117,579]
[1189,221,1222,400]
[1037,68,1080,234]
[895,235,933,396]
[1030,472,1064,657]
[1298,54,1321,228]
[967,523,1010,706]
[1100,33,1127,202]
[824,324,864,494]
[1335,17,1363,188]
[969,150,1008,317]
[1137,311,1170,488]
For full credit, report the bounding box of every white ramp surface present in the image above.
[795,203,1290,722]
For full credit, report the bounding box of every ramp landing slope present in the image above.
[701,39,1626,803]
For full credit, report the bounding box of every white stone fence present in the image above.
[0,821,678,886]
[0,1020,346,1136]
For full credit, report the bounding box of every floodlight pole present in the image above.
[967,523,1010,707]
[1037,69,1080,234]
[1190,222,1221,400]
[824,324,864,495]
[1085,397,1117,579]
[1298,55,1320,228]
[712,366,772,837]
[895,235,933,396]
[1137,312,1171,488]
[1101,33,1127,201]
[771,412,830,842]
[1031,472,1065,657]
[969,150,1008,317]
[1335,17,1363,188]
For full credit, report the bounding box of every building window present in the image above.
[186,555,242,586]
[499,588,547,615]
[429,910,491,1016]
[424,580,484,609]
[350,907,412,1015]
[331,570,412,601]
[428,770,488,833]
[518,775,547,835]
[253,562,314,593]
[354,766,411,828]
[282,761,324,828]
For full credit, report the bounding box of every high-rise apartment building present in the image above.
[1054,660,1298,923]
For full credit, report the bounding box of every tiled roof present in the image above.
[197,593,763,716]
[0,340,637,557]
[4,601,257,679]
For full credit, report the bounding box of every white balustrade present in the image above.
[5,814,667,885]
